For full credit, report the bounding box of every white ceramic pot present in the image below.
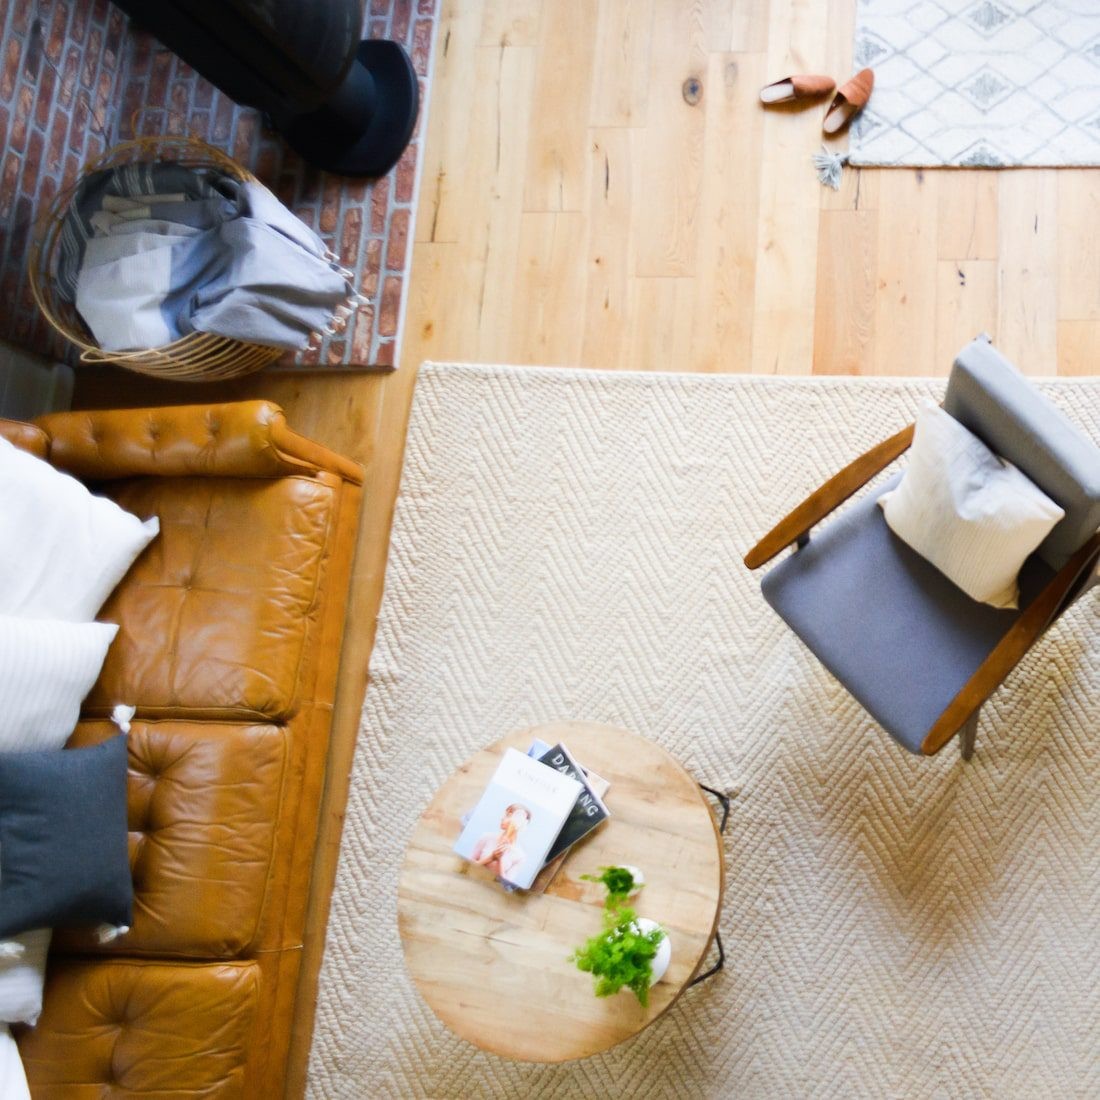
[632,917,671,986]
[617,865,645,896]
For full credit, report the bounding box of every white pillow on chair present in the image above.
[879,401,1065,609]
[0,434,158,621]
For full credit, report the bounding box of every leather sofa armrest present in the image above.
[0,418,50,458]
[36,402,364,484]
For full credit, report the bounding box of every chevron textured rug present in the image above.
[309,364,1100,1099]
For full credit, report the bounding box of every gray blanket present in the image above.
[59,162,362,352]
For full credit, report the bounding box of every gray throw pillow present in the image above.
[0,734,132,939]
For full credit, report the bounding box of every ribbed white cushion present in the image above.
[880,402,1065,608]
[0,617,119,750]
[0,1023,30,1098]
[0,931,50,1027]
[0,434,158,621]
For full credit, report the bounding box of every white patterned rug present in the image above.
[308,364,1100,1099]
[850,0,1100,166]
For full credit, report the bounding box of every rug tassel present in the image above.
[813,146,847,191]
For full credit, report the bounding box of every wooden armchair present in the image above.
[744,338,1100,760]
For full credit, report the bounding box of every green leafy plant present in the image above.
[570,905,665,1007]
[580,865,640,908]
[572,867,663,1006]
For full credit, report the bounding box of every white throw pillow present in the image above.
[879,402,1065,608]
[0,1023,30,1098]
[0,931,50,1027]
[0,434,158,621]
[0,618,119,750]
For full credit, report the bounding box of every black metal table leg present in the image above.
[688,781,730,987]
[689,930,725,987]
[699,782,730,834]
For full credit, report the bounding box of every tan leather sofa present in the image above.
[0,402,362,1098]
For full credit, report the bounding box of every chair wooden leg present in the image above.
[959,708,980,762]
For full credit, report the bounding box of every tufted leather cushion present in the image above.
[16,959,258,1097]
[86,475,334,721]
[57,720,287,959]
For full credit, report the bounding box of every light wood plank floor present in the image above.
[74,1,1098,1094]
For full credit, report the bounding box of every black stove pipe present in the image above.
[110,0,419,178]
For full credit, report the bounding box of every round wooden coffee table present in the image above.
[397,722,725,1062]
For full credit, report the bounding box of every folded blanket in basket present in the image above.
[59,163,362,352]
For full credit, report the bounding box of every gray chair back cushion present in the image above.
[944,337,1100,570]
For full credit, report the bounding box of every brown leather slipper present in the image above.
[759,74,835,105]
[823,68,874,134]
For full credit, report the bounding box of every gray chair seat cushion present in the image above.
[761,477,1053,753]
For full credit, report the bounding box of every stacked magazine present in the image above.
[453,738,610,891]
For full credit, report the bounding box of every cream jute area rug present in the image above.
[309,364,1100,1099]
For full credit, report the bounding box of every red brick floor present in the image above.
[0,0,437,370]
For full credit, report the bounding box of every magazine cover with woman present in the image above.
[453,747,582,889]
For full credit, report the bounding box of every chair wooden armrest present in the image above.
[921,532,1100,755]
[743,423,915,570]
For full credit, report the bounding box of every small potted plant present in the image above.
[581,864,645,906]
[571,865,671,1006]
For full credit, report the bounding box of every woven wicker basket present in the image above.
[29,132,282,381]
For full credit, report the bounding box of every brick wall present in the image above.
[0,0,130,360]
[0,0,436,369]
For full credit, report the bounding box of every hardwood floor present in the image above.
[71,1,1097,1094]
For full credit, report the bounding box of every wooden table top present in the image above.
[396,721,725,1062]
